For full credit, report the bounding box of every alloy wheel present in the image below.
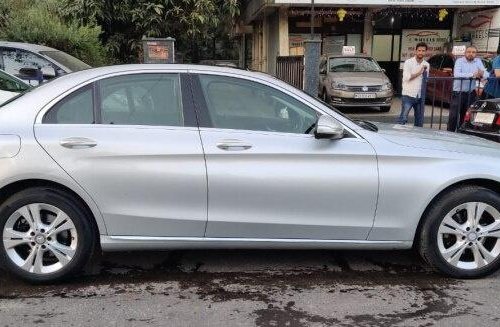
[438,201,500,270]
[2,203,78,274]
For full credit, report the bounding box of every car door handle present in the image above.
[60,137,97,149]
[216,139,252,151]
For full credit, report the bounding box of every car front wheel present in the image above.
[0,187,95,283]
[419,186,500,278]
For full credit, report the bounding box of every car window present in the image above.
[329,57,381,72]
[39,50,90,72]
[0,48,56,84]
[0,70,30,92]
[198,74,318,134]
[428,55,454,70]
[43,86,94,124]
[99,74,184,126]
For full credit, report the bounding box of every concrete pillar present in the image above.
[303,39,322,95]
[363,9,374,55]
[278,7,289,56]
[262,16,268,72]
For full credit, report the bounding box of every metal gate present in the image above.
[276,56,304,90]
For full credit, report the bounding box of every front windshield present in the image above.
[40,50,91,72]
[329,57,381,73]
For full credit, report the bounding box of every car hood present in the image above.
[328,72,389,86]
[371,122,500,156]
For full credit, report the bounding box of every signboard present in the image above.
[457,8,500,53]
[452,45,466,56]
[342,46,356,56]
[400,30,450,62]
[275,0,498,5]
[147,42,169,60]
[142,37,175,64]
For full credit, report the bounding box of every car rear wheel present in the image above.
[0,187,95,283]
[419,186,500,278]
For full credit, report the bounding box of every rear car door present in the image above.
[34,71,208,237]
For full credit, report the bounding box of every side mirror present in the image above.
[382,68,387,73]
[314,115,345,140]
[319,68,327,75]
[41,66,56,79]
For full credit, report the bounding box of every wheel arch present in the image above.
[0,178,106,238]
[413,178,500,248]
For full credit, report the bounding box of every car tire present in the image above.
[419,186,500,278]
[379,106,391,112]
[0,187,95,283]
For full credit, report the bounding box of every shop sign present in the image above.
[276,0,498,5]
[452,45,466,56]
[342,46,356,56]
[458,8,500,53]
[400,30,450,62]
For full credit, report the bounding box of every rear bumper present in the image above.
[459,129,500,143]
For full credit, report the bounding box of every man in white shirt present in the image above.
[397,42,430,127]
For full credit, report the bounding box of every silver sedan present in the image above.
[1,65,500,283]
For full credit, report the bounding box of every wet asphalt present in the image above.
[1,249,499,326]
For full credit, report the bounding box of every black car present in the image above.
[459,98,500,142]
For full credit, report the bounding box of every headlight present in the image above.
[381,82,392,91]
[332,81,347,90]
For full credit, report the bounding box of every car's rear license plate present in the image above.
[354,93,376,99]
[474,112,495,124]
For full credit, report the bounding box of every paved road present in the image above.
[1,249,499,326]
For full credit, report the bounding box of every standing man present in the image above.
[484,45,500,99]
[398,42,430,127]
[447,45,489,131]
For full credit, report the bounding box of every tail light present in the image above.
[464,110,472,123]
[495,115,500,126]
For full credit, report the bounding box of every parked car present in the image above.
[426,53,492,106]
[459,98,500,142]
[0,41,91,85]
[0,69,31,105]
[2,65,500,282]
[319,55,393,112]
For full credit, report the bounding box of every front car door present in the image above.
[34,71,208,237]
[192,71,378,240]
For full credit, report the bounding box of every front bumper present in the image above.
[326,89,393,107]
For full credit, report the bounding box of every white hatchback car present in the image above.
[2,65,500,283]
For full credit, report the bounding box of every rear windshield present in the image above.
[39,50,91,72]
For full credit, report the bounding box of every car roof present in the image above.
[326,55,373,59]
[0,41,58,53]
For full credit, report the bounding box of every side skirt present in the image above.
[100,236,412,251]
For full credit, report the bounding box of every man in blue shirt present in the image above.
[485,46,500,99]
[447,45,489,131]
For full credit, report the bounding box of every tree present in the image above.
[0,0,110,66]
[60,0,241,63]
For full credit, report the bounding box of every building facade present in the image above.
[237,1,500,92]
